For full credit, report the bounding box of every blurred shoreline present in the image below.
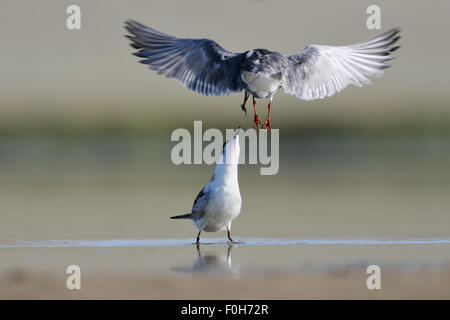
[1,99,449,136]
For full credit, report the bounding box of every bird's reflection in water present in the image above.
[172,245,240,278]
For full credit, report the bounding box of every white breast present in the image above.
[200,185,242,232]
[241,71,281,99]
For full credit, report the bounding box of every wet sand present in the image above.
[1,239,449,299]
[1,270,449,299]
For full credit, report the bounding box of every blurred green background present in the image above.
[0,0,449,242]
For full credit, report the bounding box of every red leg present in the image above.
[253,98,262,129]
[263,102,272,131]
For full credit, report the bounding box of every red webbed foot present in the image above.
[263,117,271,131]
[253,114,262,129]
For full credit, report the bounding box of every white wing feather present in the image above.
[282,28,400,101]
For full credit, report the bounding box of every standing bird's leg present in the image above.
[262,99,272,131]
[226,224,235,243]
[196,231,201,245]
[252,97,262,129]
[227,230,234,243]
[240,91,250,117]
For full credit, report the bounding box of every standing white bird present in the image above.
[125,20,400,131]
[170,129,242,244]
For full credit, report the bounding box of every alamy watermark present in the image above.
[366,265,381,289]
[366,5,381,30]
[66,5,81,30]
[66,264,81,290]
[171,121,279,175]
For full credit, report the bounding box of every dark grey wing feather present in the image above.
[282,28,400,101]
[190,185,209,220]
[125,20,246,96]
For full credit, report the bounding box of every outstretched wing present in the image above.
[125,20,246,96]
[282,28,400,101]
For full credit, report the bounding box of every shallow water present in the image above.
[2,237,450,247]
[1,239,449,278]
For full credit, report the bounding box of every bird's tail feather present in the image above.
[170,213,192,219]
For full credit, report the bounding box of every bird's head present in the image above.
[220,128,240,165]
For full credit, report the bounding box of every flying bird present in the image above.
[170,129,241,245]
[125,20,400,130]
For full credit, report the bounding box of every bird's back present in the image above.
[241,49,286,75]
